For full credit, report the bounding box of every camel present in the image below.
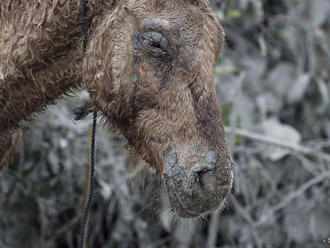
[0,0,234,218]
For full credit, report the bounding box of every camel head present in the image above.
[85,0,233,218]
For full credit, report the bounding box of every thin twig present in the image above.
[225,127,330,161]
[206,208,221,248]
[229,195,263,248]
[256,171,330,226]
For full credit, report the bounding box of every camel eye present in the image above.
[138,31,170,58]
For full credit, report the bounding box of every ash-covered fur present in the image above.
[0,0,115,131]
[0,0,233,217]
[0,0,115,167]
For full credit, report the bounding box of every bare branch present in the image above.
[225,127,330,161]
[206,208,221,248]
[256,171,330,226]
[229,195,263,248]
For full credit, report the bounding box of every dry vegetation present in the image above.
[1,0,330,247]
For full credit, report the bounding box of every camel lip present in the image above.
[163,174,232,218]
[163,176,202,218]
[171,193,201,218]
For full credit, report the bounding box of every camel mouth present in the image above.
[164,179,203,218]
[164,175,233,218]
[162,147,234,218]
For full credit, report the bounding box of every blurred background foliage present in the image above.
[1,0,330,247]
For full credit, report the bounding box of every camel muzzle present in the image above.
[162,147,233,218]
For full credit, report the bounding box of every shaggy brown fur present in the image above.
[0,0,115,131]
[0,0,233,218]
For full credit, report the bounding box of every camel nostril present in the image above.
[192,161,215,173]
[190,149,217,175]
[189,158,233,191]
[189,149,218,186]
[189,162,215,186]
